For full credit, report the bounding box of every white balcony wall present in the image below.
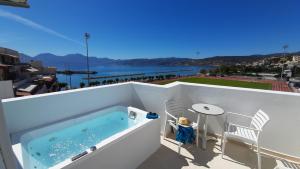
[1,81,300,163]
[180,82,300,158]
[131,82,182,132]
[2,83,134,134]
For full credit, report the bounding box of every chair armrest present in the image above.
[165,111,178,121]
[228,122,262,132]
[187,109,197,114]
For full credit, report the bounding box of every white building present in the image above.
[292,55,300,63]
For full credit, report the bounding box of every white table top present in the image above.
[192,103,224,116]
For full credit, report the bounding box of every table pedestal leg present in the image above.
[202,115,207,150]
[196,113,200,147]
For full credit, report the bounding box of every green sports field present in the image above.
[157,77,272,90]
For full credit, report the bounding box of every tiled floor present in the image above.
[137,135,299,169]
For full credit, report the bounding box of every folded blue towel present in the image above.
[176,125,195,144]
[146,112,159,119]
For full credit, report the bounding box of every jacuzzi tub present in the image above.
[15,106,160,169]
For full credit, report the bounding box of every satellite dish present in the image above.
[0,0,29,8]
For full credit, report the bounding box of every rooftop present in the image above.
[0,47,19,59]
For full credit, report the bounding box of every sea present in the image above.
[56,65,212,88]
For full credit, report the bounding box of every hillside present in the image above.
[20,51,300,68]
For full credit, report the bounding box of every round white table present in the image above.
[192,103,224,150]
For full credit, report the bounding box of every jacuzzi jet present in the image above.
[90,146,97,151]
[129,111,137,120]
[36,152,41,156]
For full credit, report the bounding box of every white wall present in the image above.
[179,82,300,158]
[0,81,14,100]
[131,82,300,158]
[1,81,300,167]
[2,83,134,134]
[0,102,17,169]
[131,82,182,132]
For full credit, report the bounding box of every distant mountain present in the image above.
[20,51,300,69]
[19,53,33,63]
[20,53,116,68]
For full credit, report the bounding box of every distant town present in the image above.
[1,46,300,99]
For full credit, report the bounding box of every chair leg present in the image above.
[221,136,226,158]
[163,118,168,139]
[221,131,224,148]
[196,127,199,147]
[257,144,261,169]
[178,142,182,155]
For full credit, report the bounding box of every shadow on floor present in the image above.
[138,134,281,169]
[183,140,219,168]
[137,144,189,169]
[222,141,277,169]
[137,134,219,169]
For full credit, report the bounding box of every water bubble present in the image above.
[49,153,56,157]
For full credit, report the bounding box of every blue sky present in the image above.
[0,0,300,59]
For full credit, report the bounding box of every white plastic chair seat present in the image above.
[225,125,258,144]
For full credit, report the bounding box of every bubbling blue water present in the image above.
[21,108,140,169]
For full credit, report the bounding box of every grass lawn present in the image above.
[157,77,272,90]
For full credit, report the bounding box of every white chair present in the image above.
[163,99,200,154]
[222,109,270,169]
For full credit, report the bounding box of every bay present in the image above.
[56,65,212,88]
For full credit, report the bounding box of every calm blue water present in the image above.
[21,109,140,169]
[56,65,212,88]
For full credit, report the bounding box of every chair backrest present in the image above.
[165,99,186,117]
[250,109,270,131]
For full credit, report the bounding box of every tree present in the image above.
[80,82,85,88]
[200,69,207,75]
[58,82,67,88]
